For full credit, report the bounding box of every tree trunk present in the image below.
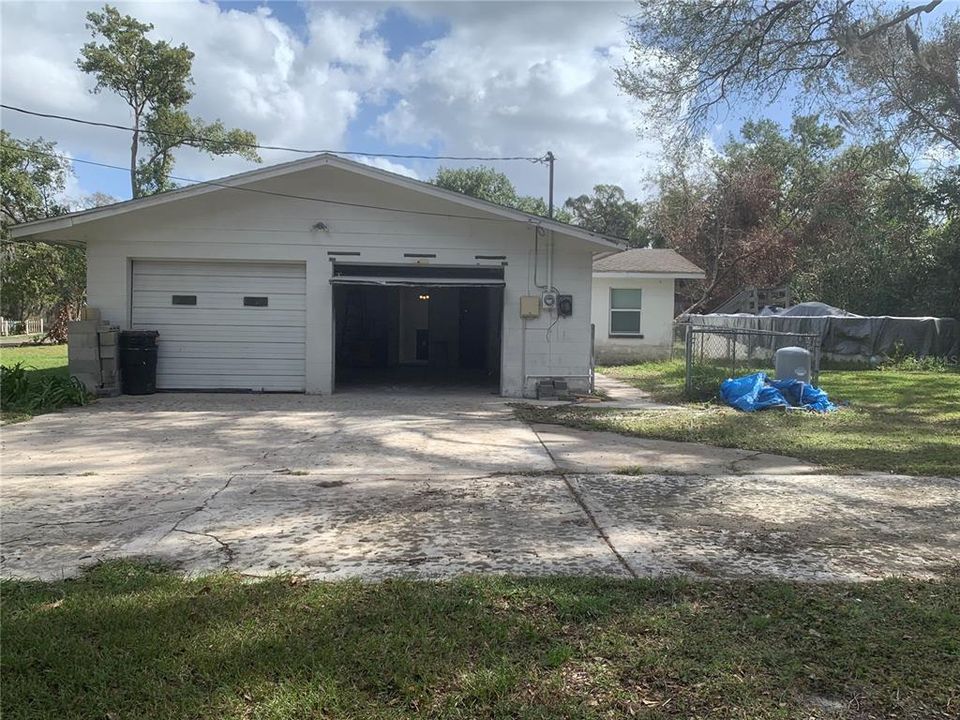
[130,124,140,198]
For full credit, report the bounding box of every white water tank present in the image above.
[775,346,812,382]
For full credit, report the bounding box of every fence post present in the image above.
[684,325,693,397]
[812,337,821,385]
[731,331,737,377]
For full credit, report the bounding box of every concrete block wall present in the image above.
[68,315,120,396]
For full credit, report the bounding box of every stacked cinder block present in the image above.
[68,308,121,397]
[535,378,572,401]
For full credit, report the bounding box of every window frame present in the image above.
[608,287,643,338]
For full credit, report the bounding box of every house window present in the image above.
[171,295,197,306]
[609,288,643,337]
[243,296,268,307]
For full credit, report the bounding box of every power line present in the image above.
[1,142,549,225]
[0,104,548,163]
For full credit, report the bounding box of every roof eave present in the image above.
[593,270,706,279]
[8,153,625,251]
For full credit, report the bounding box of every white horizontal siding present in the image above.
[131,260,306,391]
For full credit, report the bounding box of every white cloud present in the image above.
[1,1,661,203]
[354,155,420,179]
[371,2,661,200]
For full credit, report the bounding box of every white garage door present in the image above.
[131,260,306,391]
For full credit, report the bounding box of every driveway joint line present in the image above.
[527,421,638,579]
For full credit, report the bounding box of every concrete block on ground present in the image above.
[98,330,117,346]
[67,333,98,350]
[68,320,100,335]
[72,372,100,393]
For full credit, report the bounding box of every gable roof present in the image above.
[593,248,705,277]
[9,152,623,250]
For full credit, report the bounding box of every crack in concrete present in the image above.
[160,474,238,552]
[13,508,199,529]
[527,423,638,579]
[172,528,235,564]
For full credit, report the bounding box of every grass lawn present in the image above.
[2,562,958,719]
[521,361,959,476]
[0,343,68,376]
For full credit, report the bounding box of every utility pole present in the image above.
[545,150,555,219]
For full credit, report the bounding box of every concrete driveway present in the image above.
[2,391,958,582]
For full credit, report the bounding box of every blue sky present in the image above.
[0,0,661,205]
[3,1,951,207]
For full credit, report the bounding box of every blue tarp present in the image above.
[720,372,837,413]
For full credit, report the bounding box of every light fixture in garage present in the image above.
[418,293,430,301]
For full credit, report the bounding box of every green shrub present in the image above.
[878,342,955,372]
[1,362,89,414]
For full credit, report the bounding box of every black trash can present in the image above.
[119,330,159,395]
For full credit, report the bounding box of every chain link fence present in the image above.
[674,323,821,400]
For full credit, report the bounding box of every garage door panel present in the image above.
[132,276,306,294]
[156,374,306,391]
[144,324,306,343]
[132,290,306,311]
[160,357,306,375]
[134,261,306,278]
[159,341,305,359]
[132,308,306,327]
[131,260,306,391]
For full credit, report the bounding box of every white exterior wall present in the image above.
[591,275,676,364]
[79,165,596,396]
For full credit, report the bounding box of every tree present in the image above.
[792,166,960,318]
[649,114,958,317]
[564,184,651,246]
[78,4,260,197]
[1,132,86,337]
[618,0,960,154]
[432,166,572,222]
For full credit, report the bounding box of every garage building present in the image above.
[11,154,621,396]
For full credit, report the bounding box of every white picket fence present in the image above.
[0,317,44,336]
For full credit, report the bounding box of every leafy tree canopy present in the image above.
[432,166,572,222]
[652,114,958,318]
[78,4,260,197]
[0,133,85,332]
[564,184,652,246]
[619,0,960,156]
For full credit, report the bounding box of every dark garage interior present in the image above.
[333,265,503,391]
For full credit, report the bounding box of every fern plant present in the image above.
[1,363,89,414]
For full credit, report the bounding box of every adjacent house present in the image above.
[591,249,705,363]
[11,154,622,397]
